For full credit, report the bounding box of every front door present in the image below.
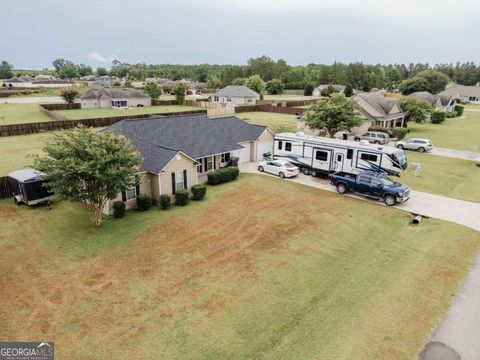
[335,153,344,172]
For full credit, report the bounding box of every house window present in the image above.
[175,170,184,192]
[360,153,378,162]
[278,141,283,150]
[125,187,137,201]
[247,99,252,103]
[285,142,292,152]
[112,100,127,108]
[206,156,214,171]
[347,149,353,160]
[315,150,328,161]
[196,158,203,173]
[214,96,219,101]
[221,152,230,163]
[227,97,232,102]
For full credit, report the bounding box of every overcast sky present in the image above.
[5,0,480,69]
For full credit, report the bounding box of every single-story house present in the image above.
[211,85,260,106]
[312,84,346,96]
[76,87,151,109]
[3,77,35,88]
[409,91,456,112]
[101,113,274,214]
[353,92,405,130]
[437,85,480,104]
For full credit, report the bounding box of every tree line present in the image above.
[1,56,480,92]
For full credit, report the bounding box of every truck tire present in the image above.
[258,165,264,172]
[311,171,318,177]
[336,183,348,194]
[384,194,396,206]
[418,147,426,153]
[279,172,285,178]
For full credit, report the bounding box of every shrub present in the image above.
[391,127,408,140]
[191,184,207,200]
[175,189,189,206]
[159,194,171,210]
[207,170,222,185]
[136,194,152,211]
[431,110,446,124]
[446,111,456,118]
[455,104,464,117]
[207,166,239,185]
[304,84,314,96]
[113,201,126,218]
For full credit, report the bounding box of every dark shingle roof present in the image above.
[437,94,454,106]
[409,91,439,107]
[356,92,400,116]
[104,113,268,173]
[78,87,149,100]
[213,85,260,98]
[438,85,480,98]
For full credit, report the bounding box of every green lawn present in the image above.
[0,174,479,359]
[406,107,480,151]
[0,103,52,125]
[55,105,202,120]
[263,94,321,101]
[234,111,297,132]
[400,152,480,202]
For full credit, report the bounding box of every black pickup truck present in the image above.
[330,171,411,206]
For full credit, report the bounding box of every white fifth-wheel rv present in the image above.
[273,132,408,176]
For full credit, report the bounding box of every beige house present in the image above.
[76,87,151,109]
[102,113,274,215]
[409,91,456,112]
[353,92,405,130]
[211,85,260,106]
[438,85,480,104]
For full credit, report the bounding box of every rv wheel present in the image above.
[384,195,396,206]
[258,166,264,172]
[311,171,318,177]
[302,168,311,175]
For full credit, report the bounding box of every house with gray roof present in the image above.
[353,92,405,130]
[101,113,273,214]
[438,85,480,104]
[212,85,260,105]
[312,84,347,96]
[76,87,150,109]
[409,91,456,112]
[3,77,35,88]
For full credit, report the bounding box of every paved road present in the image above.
[430,147,480,161]
[0,96,64,104]
[240,162,480,231]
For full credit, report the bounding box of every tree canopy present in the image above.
[245,75,266,98]
[60,88,79,104]
[265,79,284,95]
[0,60,13,79]
[398,77,428,95]
[415,70,450,94]
[398,97,432,124]
[33,127,141,227]
[304,94,362,137]
[172,82,188,104]
[144,81,162,100]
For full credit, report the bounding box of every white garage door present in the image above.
[237,143,251,163]
[257,141,273,161]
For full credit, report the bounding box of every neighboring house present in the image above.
[76,87,151,109]
[409,91,456,112]
[33,80,74,88]
[211,85,260,105]
[35,74,56,81]
[101,113,274,214]
[312,84,346,96]
[3,77,35,88]
[438,85,480,104]
[354,92,405,130]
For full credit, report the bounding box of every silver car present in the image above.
[354,132,390,145]
[396,138,433,153]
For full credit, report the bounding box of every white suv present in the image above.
[354,132,390,145]
[396,138,433,153]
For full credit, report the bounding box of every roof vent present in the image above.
[359,140,369,146]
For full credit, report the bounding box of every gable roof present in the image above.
[213,85,260,98]
[354,92,403,120]
[437,93,455,106]
[5,77,27,83]
[77,87,149,100]
[316,84,346,92]
[438,85,480,98]
[409,91,440,107]
[104,113,268,173]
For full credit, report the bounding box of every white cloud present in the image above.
[87,51,119,63]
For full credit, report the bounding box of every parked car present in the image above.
[354,132,390,145]
[330,171,410,206]
[258,159,299,178]
[396,138,433,153]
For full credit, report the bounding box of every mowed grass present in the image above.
[1,174,479,359]
[400,152,480,202]
[234,111,297,132]
[0,103,52,125]
[54,105,202,120]
[406,107,480,151]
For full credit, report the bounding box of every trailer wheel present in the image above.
[311,171,318,177]
[258,165,264,172]
[384,194,396,206]
[302,168,311,175]
[336,183,348,194]
[279,172,285,178]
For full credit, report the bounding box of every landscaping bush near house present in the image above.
[175,189,189,206]
[159,194,171,210]
[455,104,464,117]
[113,201,126,218]
[208,166,240,185]
[368,126,393,137]
[431,110,447,124]
[391,127,408,140]
[446,112,457,118]
[191,184,207,201]
[136,194,152,211]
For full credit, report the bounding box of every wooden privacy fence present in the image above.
[0,109,207,137]
[0,177,12,199]
[40,103,81,111]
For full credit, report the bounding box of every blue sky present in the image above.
[5,0,480,69]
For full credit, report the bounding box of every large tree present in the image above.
[416,69,450,94]
[52,58,79,79]
[245,75,265,98]
[398,97,432,124]
[398,76,428,95]
[265,79,284,95]
[304,94,362,137]
[144,80,162,100]
[33,127,141,227]
[0,60,13,79]
[60,88,79,104]
[172,82,188,104]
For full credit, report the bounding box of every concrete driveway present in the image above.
[430,147,480,162]
[240,162,480,231]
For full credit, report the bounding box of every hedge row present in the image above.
[431,110,446,124]
[207,167,240,185]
